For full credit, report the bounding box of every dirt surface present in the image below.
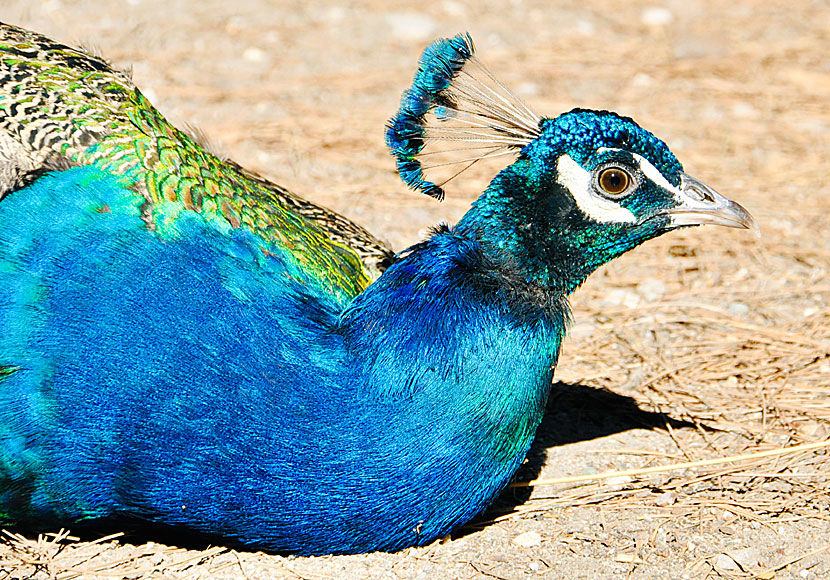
[1,1,829,579]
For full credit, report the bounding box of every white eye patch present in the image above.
[629,151,684,204]
[555,154,637,224]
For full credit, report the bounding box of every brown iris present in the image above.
[598,167,631,196]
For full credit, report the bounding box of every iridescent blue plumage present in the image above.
[386,33,477,199]
[0,32,756,554]
[528,111,684,183]
[0,166,565,553]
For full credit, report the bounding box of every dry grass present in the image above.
[0,530,229,580]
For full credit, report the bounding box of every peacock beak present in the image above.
[661,173,760,236]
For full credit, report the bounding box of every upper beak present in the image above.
[661,173,760,237]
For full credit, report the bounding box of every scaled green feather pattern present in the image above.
[0,23,392,299]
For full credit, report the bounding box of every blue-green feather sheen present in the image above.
[0,166,566,554]
[454,110,683,293]
[385,33,474,199]
[528,111,683,184]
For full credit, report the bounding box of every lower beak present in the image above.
[661,173,760,236]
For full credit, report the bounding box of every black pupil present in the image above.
[602,169,627,193]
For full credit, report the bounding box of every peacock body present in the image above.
[0,27,755,554]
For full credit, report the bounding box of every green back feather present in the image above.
[0,23,392,299]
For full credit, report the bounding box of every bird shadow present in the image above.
[456,380,694,537]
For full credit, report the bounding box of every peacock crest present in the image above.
[386,33,542,200]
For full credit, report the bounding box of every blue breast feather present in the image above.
[0,166,566,554]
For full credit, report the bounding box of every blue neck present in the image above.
[329,226,568,549]
[341,224,568,401]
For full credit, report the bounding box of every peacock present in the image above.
[0,27,756,555]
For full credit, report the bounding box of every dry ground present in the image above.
[1,1,828,578]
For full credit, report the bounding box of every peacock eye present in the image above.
[597,167,632,197]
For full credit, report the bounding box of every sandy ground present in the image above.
[1,1,829,579]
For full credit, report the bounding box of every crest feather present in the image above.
[386,33,541,200]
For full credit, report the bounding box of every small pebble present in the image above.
[441,1,466,16]
[242,46,267,63]
[605,288,640,309]
[604,475,633,486]
[641,7,673,26]
[715,553,739,571]
[149,552,165,566]
[637,277,666,301]
[385,13,436,42]
[729,547,760,568]
[727,301,750,317]
[513,531,542,547]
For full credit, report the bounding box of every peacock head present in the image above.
[387,35,757,292]
[386,34,757,292]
